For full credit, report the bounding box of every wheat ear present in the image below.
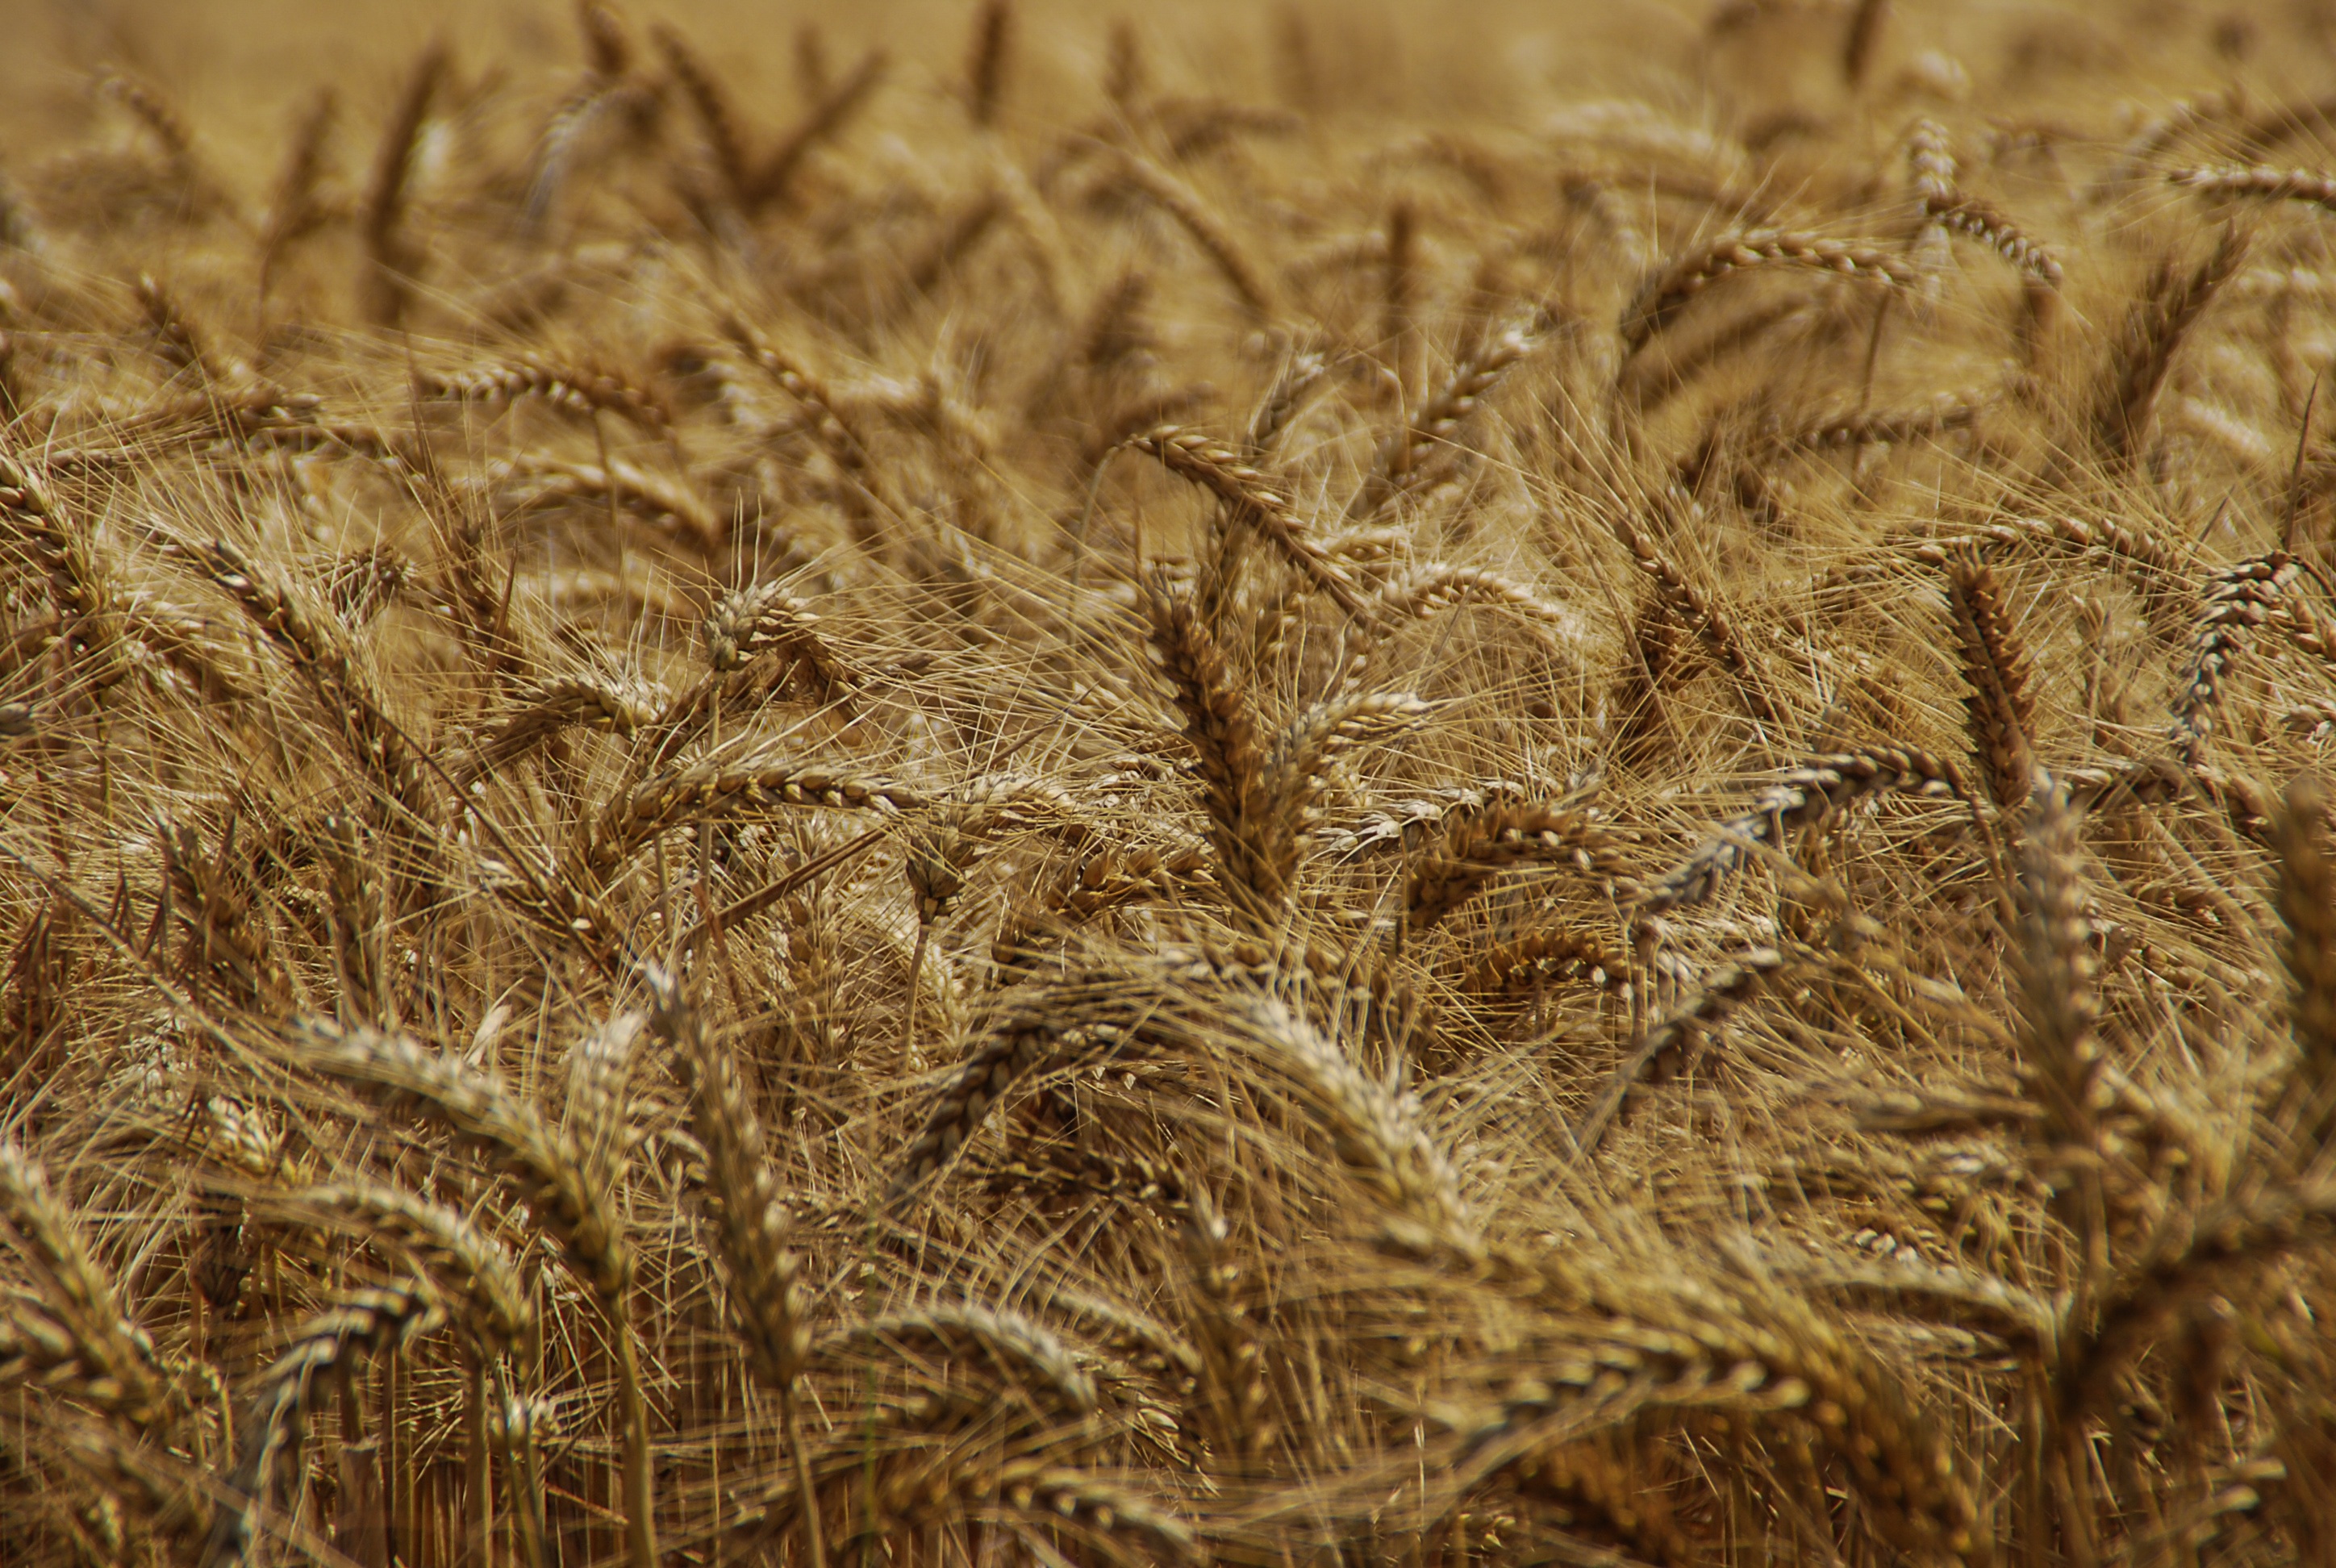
[813,1303,1097,1415]
[181,537,433,828]
[2169,554,2293,765]
[1613,514,1783,728]
[587,752,923,878]
[419,352,671,434]
[292,1018,654,1568]
[2171,163,2336,211]
[2097,223,2249,464]
[746,48,887,211]
[1142,579,1280,920]
[2014,784,2109,1323]
[644,968,824,1568]
[455,672,666,791]
[1638,749,1968,916]
[2275,778,2336,1149]
[642,970,808,1391]
[361,44,447,327]
[272,1181,532,1357]
[1128,427,1369,617]
[1107,151,1275,320]
[1406,803,1646,931]
[2061,1183,2336,1425]
[1944,554,2038,810]
[1625,229,1904,349]
[199,1280,444,1568]
[0,1145,165,1426]
[703,580,855,697]
[1573,945,1790,1153]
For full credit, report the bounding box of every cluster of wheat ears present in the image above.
[10,0,2336,1564]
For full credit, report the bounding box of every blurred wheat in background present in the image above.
[7,0,2336,1562]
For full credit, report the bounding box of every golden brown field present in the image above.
[7,0,2336,1564]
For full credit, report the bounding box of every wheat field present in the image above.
[6,1,2336,1564]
